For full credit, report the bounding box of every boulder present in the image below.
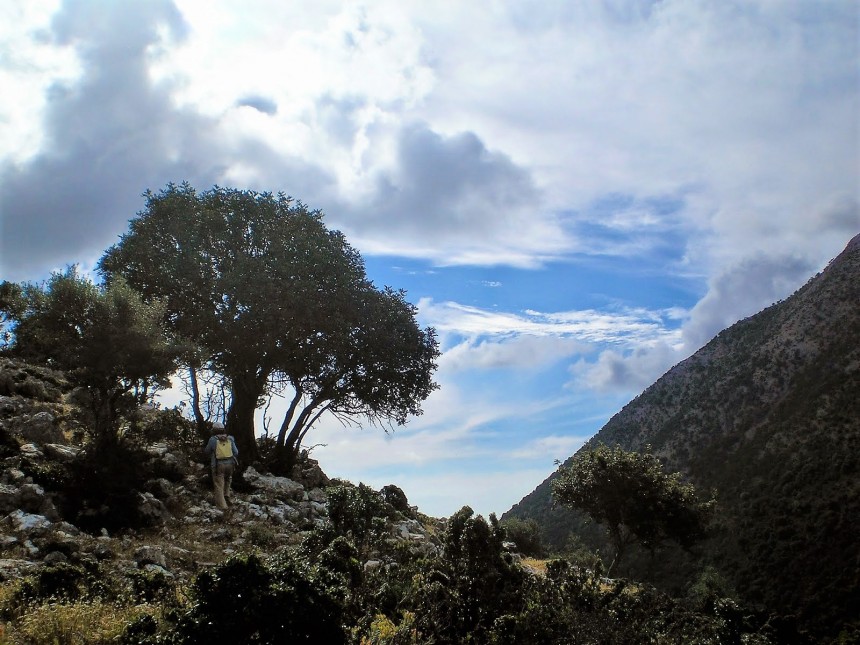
[291,456,330,489]
[2,469,26,485]
[4,510,52,536]
[144,478,175,499]
[20,411,64,444]
[136,493,171,526]
[43,443,80,463]
[19,443,43,458]
[0,484,18,514]
[0,558,38,580]
[134,545,168,569]
[0,396,20,414]
[243,467,304,501]
[43,550,68,565]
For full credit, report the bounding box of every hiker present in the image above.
[204,430,239,510]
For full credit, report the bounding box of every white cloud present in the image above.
[441,335,585,372]
[0,0,81,164]
[509,434,589,462]
[421,298,684,347]
[568,341,686,394]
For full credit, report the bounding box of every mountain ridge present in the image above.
[504,233,860,640]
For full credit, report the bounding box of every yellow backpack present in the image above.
[215,437,233,460]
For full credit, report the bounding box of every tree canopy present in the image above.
[552,444,715,575]
[99,183,440,467]
[0,268,176,448]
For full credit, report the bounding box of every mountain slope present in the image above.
[504,234,860,640]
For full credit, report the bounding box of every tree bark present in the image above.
[226,373,264,464]
[188,366,209,441]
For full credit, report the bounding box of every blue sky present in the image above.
[1,0,858,517]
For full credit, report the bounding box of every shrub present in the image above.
[360,612,419,644]
[499,517,545,557]
[244,523,278,549]
[327,483,390,550]
[161,553,346,644]
[13,563,88,606]
[408,507,524,643]
[128,569,175,604]
[380,484,410,515]
[58,442,163,532]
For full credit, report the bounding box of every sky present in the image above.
[1,0,858,518]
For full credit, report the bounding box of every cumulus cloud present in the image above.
[682,252,816,351]
[236,95,277,115]
[568,340,686,394]
[339,122,569,267]
[0,0,334,280]
[569,250,824,394]
[441,335,585,372]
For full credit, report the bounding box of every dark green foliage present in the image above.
[99,183,439,468]
[0,269,177,449]
[118,614,160,645]
[128,567,175,603]
[13,563,88,604]
[158,553,346,644]
[552,444,714,575]
[327,482,393,551]
[381,483,411,514]
[499,517,545,557]
[127,406,198,448]
[2,561,124,621]
[407,506,525,643]
[58,442,163,531]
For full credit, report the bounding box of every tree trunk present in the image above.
[226,374,263,464]
[187,366,210,441]
[279,405,316,470]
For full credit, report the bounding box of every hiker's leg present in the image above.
[223,462,235,502]
[212,465,227,510]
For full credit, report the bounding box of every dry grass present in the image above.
[520,558,549,576]
[2,600,159,645]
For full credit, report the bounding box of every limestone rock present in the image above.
[134,545,168,569]
[243,467,304,501]
[43,443,81,463]
[21,411,64,444]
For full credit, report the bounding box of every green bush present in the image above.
[500,517,545,557]
[58,443,163,532]
[327,482,391,550]
[380,484,411,515]
[158,553,346,644]
[128,568,175,604]
[407,507,524,643]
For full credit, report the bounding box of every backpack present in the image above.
[215,437,233,460]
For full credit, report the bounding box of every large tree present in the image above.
[0,268,177,450]
[552,444,715,576]
[99,183,439,467]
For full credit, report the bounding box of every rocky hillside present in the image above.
[504,234,860,640]
[0,358,789,644]
[0,358,446,637]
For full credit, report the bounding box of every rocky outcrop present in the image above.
[0,390,444,588]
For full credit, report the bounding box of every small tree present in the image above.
[500,517,545,557]
[0,268,176,450]
[552,444,715,576]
